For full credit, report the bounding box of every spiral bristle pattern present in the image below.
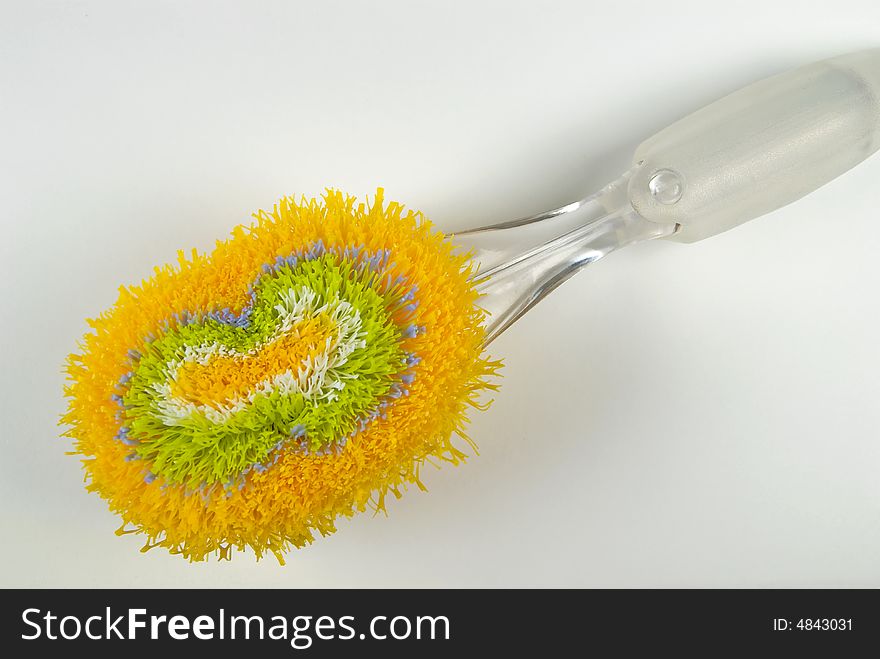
[62,189,501,562]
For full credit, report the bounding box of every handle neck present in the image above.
[452,169,677,344]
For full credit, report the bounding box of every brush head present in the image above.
[63,189,500,561]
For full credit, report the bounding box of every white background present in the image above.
[2,0,879,587]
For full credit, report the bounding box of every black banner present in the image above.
[1,589,877,655]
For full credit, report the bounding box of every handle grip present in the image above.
[628,49,880,242]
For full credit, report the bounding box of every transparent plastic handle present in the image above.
[453,49,880,343]
[629,49,880,242]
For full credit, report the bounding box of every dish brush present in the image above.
[63,49,880,561]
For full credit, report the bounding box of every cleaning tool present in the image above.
[63,49,880,561]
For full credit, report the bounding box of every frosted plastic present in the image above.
[629,49,880,242]
[452,49,880,343]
